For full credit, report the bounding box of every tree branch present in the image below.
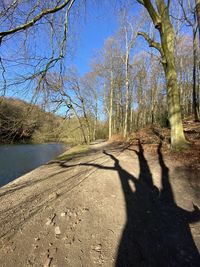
[138,31,162,53]
[0,0,72,42]
[178,0,193,27]
[138,31,167,64]
[139,0,161,29]
[137,0,144,5]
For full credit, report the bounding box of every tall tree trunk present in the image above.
[138,0,188,149]
[119,90,123,132]
[109,70,114,140]
[80,98,91,144]
[163,65,186,147]
[196,0,200,37]
[71,106,87,144]
[124,51,130,138]
[116,98,120,133]
[93,99,98,141]
[123,23,137,137]
[130,108,133,131]
[160,12,187,148]
[195,0,200,118]
[150,65,157,125]
[192,25,200,121]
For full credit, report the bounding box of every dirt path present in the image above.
[0,141,199,267]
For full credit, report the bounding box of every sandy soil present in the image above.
[0,141,199,267]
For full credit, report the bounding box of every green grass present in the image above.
[58,144,89,161]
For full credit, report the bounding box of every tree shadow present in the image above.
[114,141,200,267]
[60,140,200,266]
[0,145,121,240]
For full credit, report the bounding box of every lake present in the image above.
[0,143,66,187]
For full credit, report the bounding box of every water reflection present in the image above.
[0,143,66,187]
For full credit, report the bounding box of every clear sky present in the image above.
[0,1,120,99]
[67,1,119,76]
[0,0,191,101]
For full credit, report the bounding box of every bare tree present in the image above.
[0,0,76,97]
[136,0,188,149]
[118,14,143,138]
[179,0,199,121]
[196,0,200,36]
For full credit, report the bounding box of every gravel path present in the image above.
[0,141,199,267]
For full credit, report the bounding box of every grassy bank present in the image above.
[58,144,90,161]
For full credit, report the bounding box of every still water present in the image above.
[0,143,66,187]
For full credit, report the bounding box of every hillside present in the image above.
[0,98,63,144]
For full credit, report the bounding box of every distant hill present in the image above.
[0,97,63,144]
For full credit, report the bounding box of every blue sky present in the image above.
[0,0,192,102]
[68,1,119,75]
[69,1,147,76]
[0,1,120,99]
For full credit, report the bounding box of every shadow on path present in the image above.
[114,141,200,267]
[60,140,200,266]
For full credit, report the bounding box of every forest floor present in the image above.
[0,122,200,267]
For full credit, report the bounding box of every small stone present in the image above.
[84,207,89,211]
[46,214,56,226]
[61,212,66,217]
[46,219,52,226]
[44,256,52,267]
[48,192,59,200]
[93,244,102,252]
[62,235,68,241]
[65,257,70,263]
[34,237,40,241]
[55,226,61,235]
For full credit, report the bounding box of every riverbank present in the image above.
[0,141,199,266]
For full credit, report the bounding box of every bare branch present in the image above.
[60,0,76,57]
[178,0,193,27]
[0,0,72,43]
[0,57,7,96]
[137,0,161,29]
[138,31,162,54]
[137,0,144,5]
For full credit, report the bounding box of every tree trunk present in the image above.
[196,0,200,37]
[123,23,137,137]
[109,70,114,140]
[71,106,87,144]
[161,25,187,148]
[93,99,98,141]
[124,52,130,138]
[195,0,200,118]
[138,0,188,149]
[192,26,200,121]
[164,65,186,148]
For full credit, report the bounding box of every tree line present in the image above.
[0,97,107,144]
[0,0,199,149]
[0,97,61,143]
